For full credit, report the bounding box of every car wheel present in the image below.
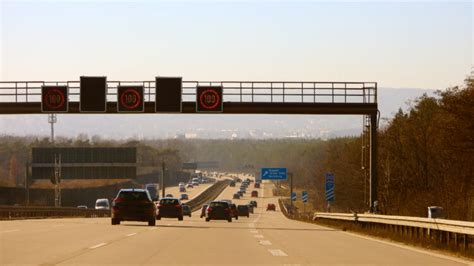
[235,216,238,220]
[148,219,156,226]
[247,215,249,218]
[111,218,119,225]
[156,216,161,220]
[189,214,192,217]
[205,218,210,222]
[228,218,232,222]
[178,216,183,221]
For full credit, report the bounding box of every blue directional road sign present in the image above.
[291,192,297,201]
[302,191,308,203]
[261,168,287,180]
[325,173,335,202]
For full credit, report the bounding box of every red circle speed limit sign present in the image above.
[196,86,223,112]
[42,86,68,112]
[117,86,144,112]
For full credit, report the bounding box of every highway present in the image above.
[0,175,470,265]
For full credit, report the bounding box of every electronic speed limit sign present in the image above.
[196,86,223,112]
[117,86,144,112]
[41,86,68,112]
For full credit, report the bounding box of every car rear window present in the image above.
[117,191,150,201]
[210,202,228,208]
[238,205,248,210]
[160,199,179,205]
[96,200,109,207]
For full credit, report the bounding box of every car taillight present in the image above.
[207,207,212,213]
[175,204,182,208]
[157,204,162,208]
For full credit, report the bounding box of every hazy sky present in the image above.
[1,0,472,90]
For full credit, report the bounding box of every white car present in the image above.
[95,198,110,210]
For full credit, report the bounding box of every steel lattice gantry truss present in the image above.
[0,79,379,209]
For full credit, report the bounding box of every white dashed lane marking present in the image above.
[259,240,272,246]
[268,249,288,256]
[89,243,107,249]
[126,233,137,237]
[250,230,259,234]
[0,229,20,234]
[254,234,264,238]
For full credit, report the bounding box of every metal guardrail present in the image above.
[0,80,377,104]
[0,205,110,220]
[313,212,474,255]
[313,212,474,235]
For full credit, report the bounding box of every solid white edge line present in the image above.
[89,243,107,249]
[307,222,473,265]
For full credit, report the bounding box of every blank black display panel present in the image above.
[80,76,107,112]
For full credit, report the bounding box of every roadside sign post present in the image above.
[302,191,308,213]
[325,173,335,212]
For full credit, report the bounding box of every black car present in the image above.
[230,203,239,220]
[237,205,250,217]
[200,204,208,218]
[157,198,183,221]
[205,201,232,222]
[111,189,156,226]
[250,200,257,208]
[233,193,240,199]
[230,181,236,187]
[247,204,254,214]
[182,204,192,217]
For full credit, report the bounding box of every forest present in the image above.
[0,76,472,220]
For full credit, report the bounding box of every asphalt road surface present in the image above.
[0,175,470,265]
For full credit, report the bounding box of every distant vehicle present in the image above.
[237,205,250,217]
[249,200,257,208]
[251,191,258,197]
[239,188,246,194]
[254,183,260,188]
[95,198,110,210]
[266,203,276,211]
[111,189,156,226]
[145,183,159,201]
[77,205,88,209]
[200,204,208,218]
[182,205,192,217]
[186,184,194,189]
[179,187,186,193]
[230,203,239,220]
[180,194,189,200]
[205,201,232,222]
[229,181,236,187]
[235,178,242,183]
[233,193,240,199]
[192,177,200,185]
[247,204,254,214]
[237,191,244,197]
[157,198,183,221]
[166,194,173,198]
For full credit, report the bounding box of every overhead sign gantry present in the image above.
[0,76,379,210]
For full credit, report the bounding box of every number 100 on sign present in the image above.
[117,86,144,112]
[196,86,223,112]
